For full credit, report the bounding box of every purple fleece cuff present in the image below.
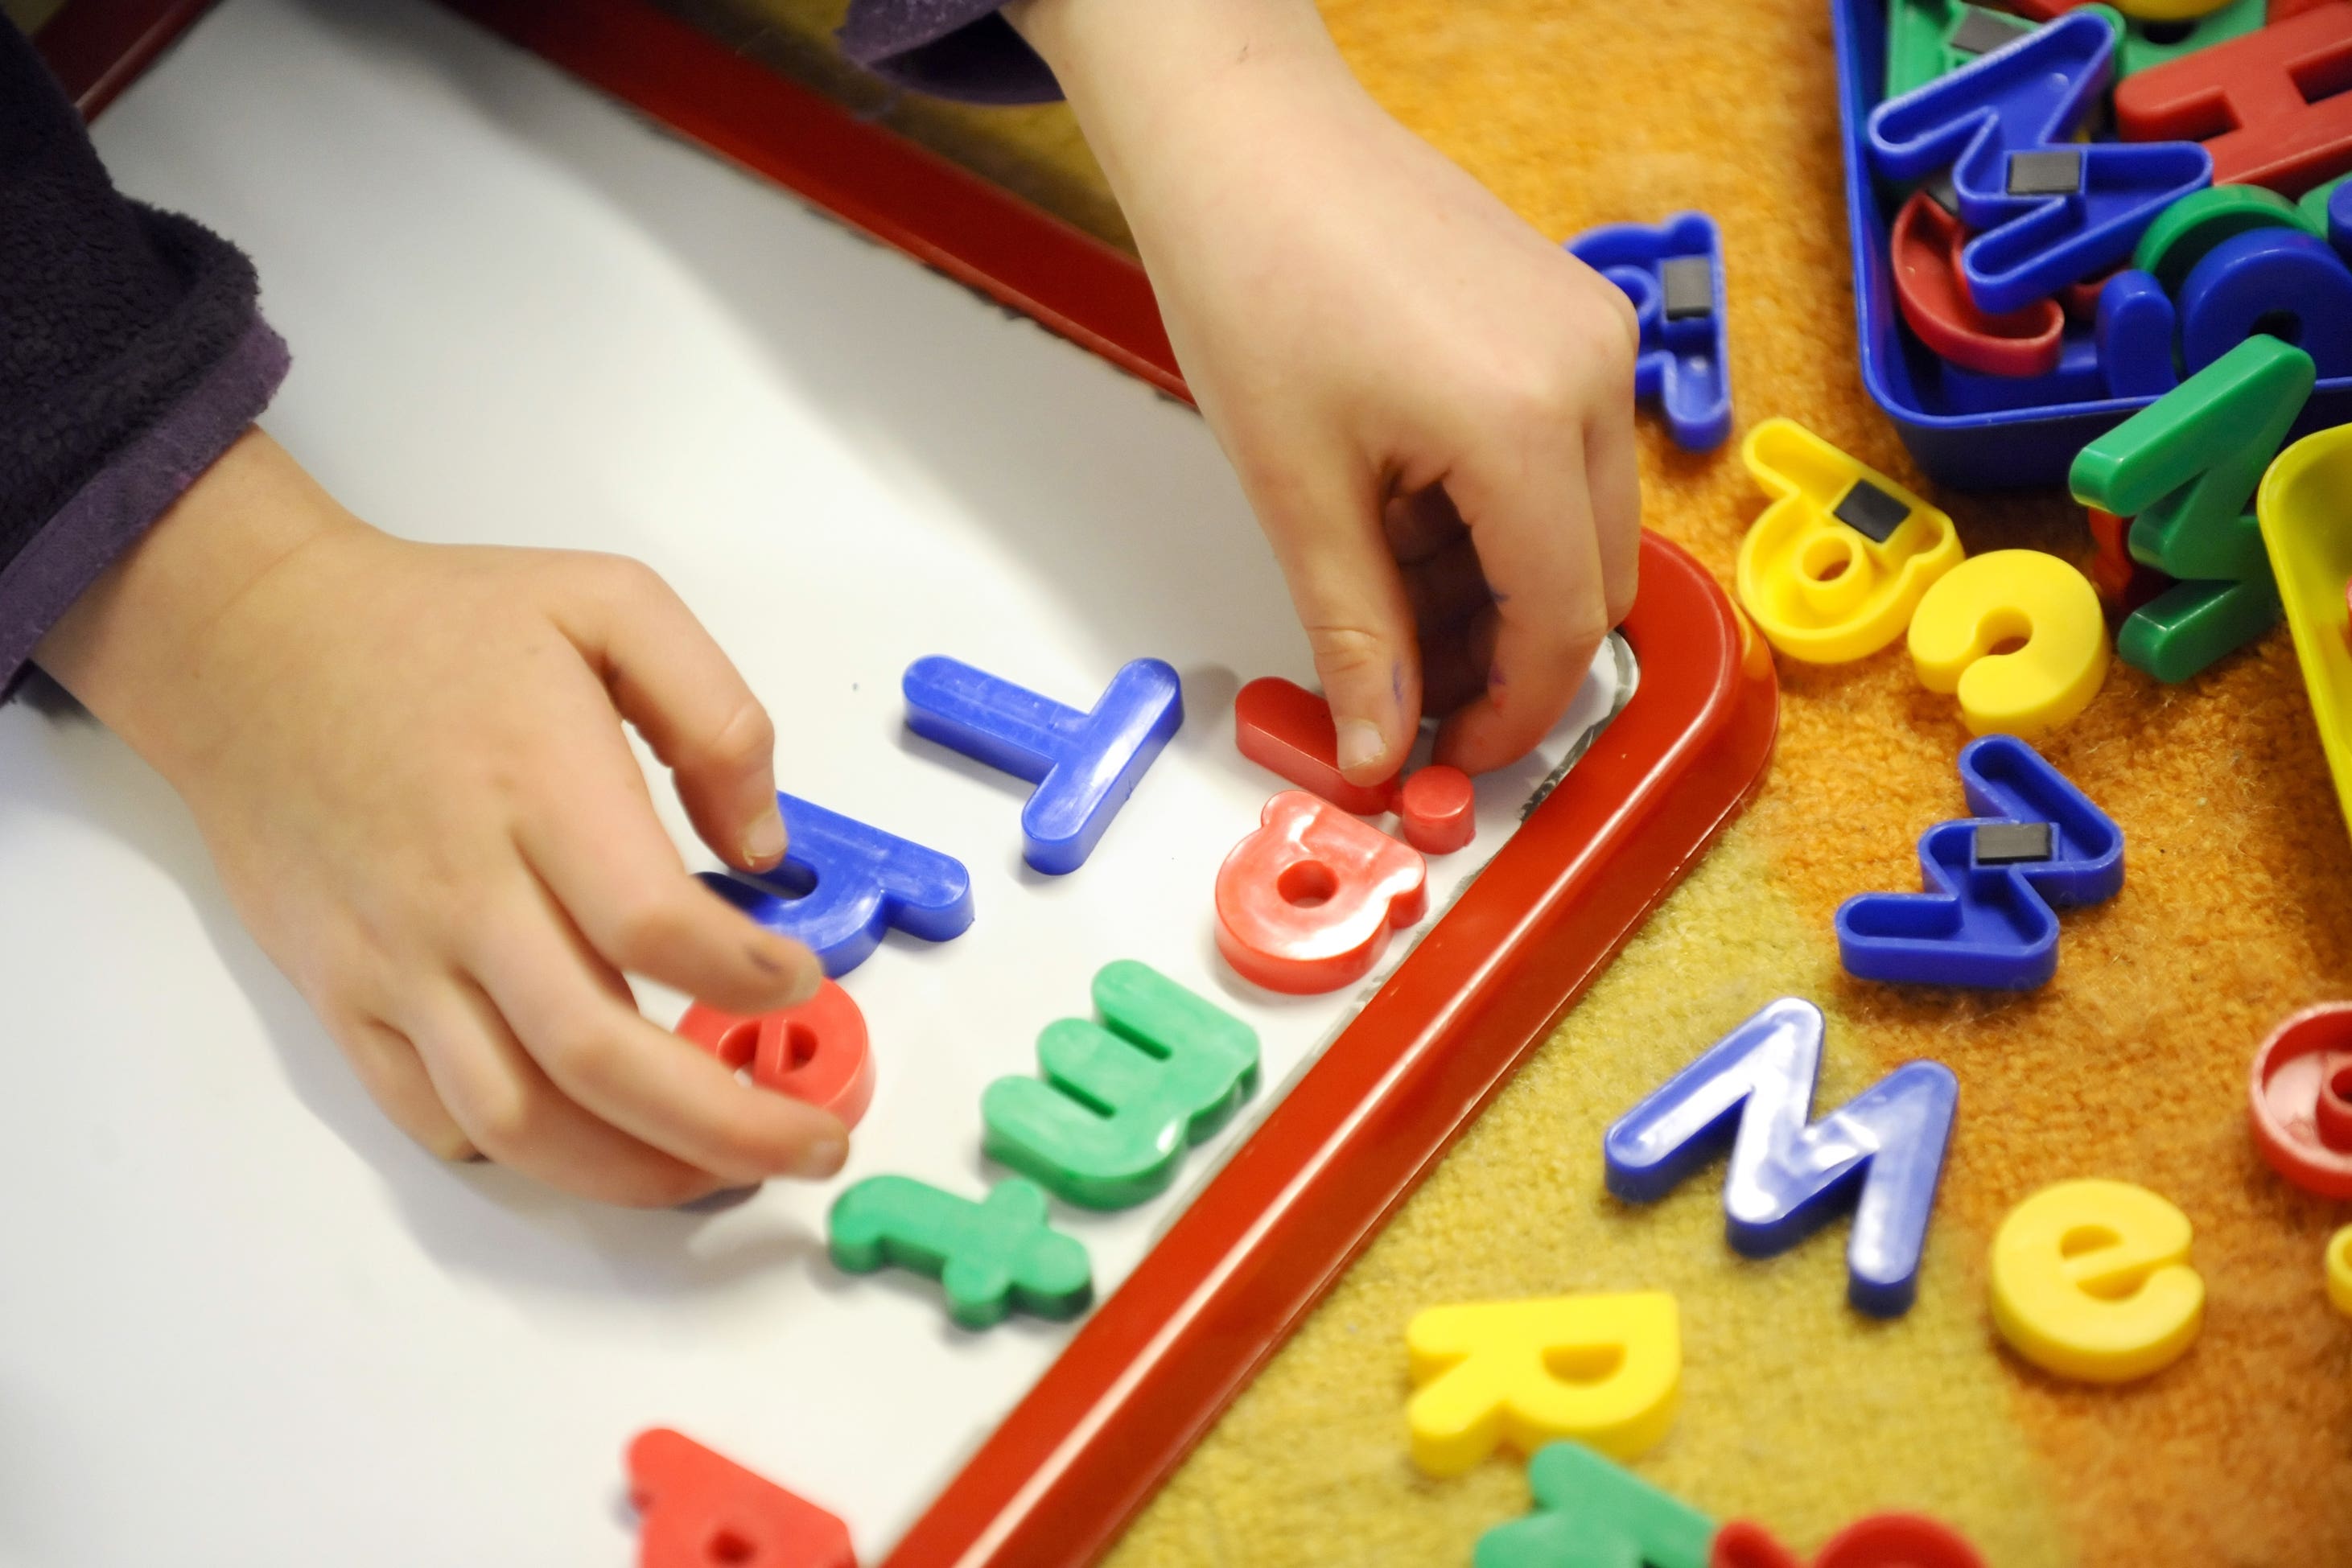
[837,2,1061,104]
[1,317,290,690]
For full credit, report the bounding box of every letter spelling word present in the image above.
[625,1427,854,1568]
[1213,791,1427,994]
[982,961,1259,1209]
[903,655,1183,875]
[699,793,972,977]
[827,1175,1092,1329]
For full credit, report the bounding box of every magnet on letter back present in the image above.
[1736,417,1964,663]
[1214,791,1427,994]
[903,655,1183,875]
[1565,212,1733,451]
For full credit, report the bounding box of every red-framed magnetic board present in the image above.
[32,3,1777,1562]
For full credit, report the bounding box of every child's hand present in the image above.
[35,432,840,1206]
[1011,0,1641,785]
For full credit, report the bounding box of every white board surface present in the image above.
[0,1,1629,1561]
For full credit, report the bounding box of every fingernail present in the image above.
[742,805,786,867]
[794,1131,848,1179]
[1337,718,1386,775]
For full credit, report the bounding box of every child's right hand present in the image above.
[35,430,843,1207]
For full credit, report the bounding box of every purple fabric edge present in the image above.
[2,317,290,692]
[837,4,1061,104]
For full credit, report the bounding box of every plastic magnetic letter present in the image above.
[903,655,1183,875]
[1838,733,2125,990]
[1868,11,2212,314]
[1989,1178,2203,1383]
[1214,790,1428,994]
[1712,1513,1986,1568]
[827,1175,1092,1328]
[1566,212,1734,451]
[1398,764,1477,854]
[2093,269,2180,398]
[2086,506,2169,615]
[2071,335,2314,682]
[1736,417,1965,663]
[1907,551,2108,735]
[699,794,973,977]
[2115,4,2352,197]
[2246,1003,2352,1200]
[2130,183,2315,296]
[2329,1225,2352,1318]
[1890,190,2064,377]
[1233,676,1400,814]
[1474,1440,1715,1568]
[1604,998,1958,1316]
[2177,228,2352,378]
[2117,0,2264,79]
[982,961,1260,1209]
[2256,425,2352,844]
[627,1428,855,1568]
[1406,1292,1680,1476]
[677,981,875,1129]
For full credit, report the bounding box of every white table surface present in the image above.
[0,1,1625,1560]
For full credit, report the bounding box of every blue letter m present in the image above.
[1603,998,1958,1317]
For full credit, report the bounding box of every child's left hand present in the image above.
[1011,0,1644,788]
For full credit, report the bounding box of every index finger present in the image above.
[1432,427,1613,774]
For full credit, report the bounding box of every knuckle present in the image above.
[694,698,776,776]
[540,1015,628,1092]
[462,1078,538,1154]
[607,894,698,969]
[1302,622,1390,681]
[579,551,672,611]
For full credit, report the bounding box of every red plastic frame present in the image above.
[42,3,1778,1563]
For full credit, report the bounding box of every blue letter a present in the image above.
[1604,998,1957,1317]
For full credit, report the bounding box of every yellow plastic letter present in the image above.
[1405,1291,1679,1477]
[2256,425,2352,850]
[1908,549,2109,737]
[1736,418,1965,663]
[1989,1179,2204,1384]
[2328,1225,2352,1319]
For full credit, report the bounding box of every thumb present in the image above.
[1251,459,1421,787]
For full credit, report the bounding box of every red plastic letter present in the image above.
[627,1428,855,1568]
[2116,6,2352,198]
[1711,1514,1983,1568]
[2085,506,2169,617]
[677,979,875,1128]
[1398,763,1477,854]
[1891,191,2063,378]
[1234,676,1401,815]
[1213,790,1427,994]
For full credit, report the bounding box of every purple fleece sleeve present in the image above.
[0,22,290,690]
[837,0,1061,104]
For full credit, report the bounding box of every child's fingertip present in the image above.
[739,801,787,869]
[1336,717,1387,777]
[792,1126,849,1180]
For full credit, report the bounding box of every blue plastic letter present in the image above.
[1836,735,2123,990]
[2177,228,2352,379]
[1868,11,2211,314]
[2095,270,2180,398]
[903,656,1184,875]
[700,793,974,977]
[1604,997,1959,1317]
[1565,212,1733,451]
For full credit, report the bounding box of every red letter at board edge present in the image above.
[627,1428,856,1568]
[1234,676,1402,816]
[1214,790,1427,994]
